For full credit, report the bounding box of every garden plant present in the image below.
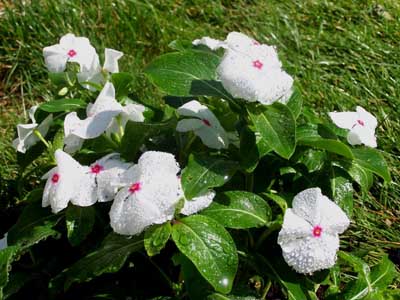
[0,2,399,300]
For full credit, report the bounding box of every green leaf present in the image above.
[144,223,171,256]
[332,160,374,192]
[39,99,86,112]
[298,137,354,159]
[172,215,238,294]
[181,154,239,199]
[250,254,309,300]
[342,255,397,300]
[120,118,176,161]
[48,72,75,87]
[7,203,62,249]
[351,148,391,182]
[247,102,296,159]
[201,191,271,229]
[145,50,231,98]
[239,126,271,172]
[208,294,259,300]
[3,271,33,299]
[66,205,96,247]
[56,232,144,290]
[286,88,302,119]
[0,246,19,299]
[111,72,134,98]
[330,167,353,217]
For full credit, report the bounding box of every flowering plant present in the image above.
[1,32,397,299]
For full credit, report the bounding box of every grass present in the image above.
[1,0,399,262]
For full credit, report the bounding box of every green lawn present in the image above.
[1,0,399,262]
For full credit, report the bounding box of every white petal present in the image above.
[138,151,180,177]
[348,125,377,148]
[280,233,340,274]
[217,49,293,104]
[328,111,358,129]
[177,100,207,118]
[356,106,378,130]
[319,195,350,234]
[176,119,203,132]
[194,126,229,149]
[28,105,39,123]
[225,31,258,50]
[13,123,38,153]
[77,53,102,90]
[103,48,123,73]
[87,82,122,116]
[63,134,84,154]
[181,190,215,216]
[192,37,227,50]
[277,209,313,244]
[0,233,7,250]
[292,188,322,225]
[43,44,68,73]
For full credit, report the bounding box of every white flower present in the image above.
[193,32,293,105]
[42,150,96,213]
[329,106,377,148]
[86,153,132,202]
[63,82,145,153]
[12,106,53,153]
[176,100,229,149]
[109,151,181,235]
[77,48,124,90]
[277,188,350,274]
[0,233,7,250]
[43,33,97,73]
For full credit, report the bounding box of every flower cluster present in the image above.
[12,31,383,278]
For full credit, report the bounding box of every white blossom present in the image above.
[12,106,53,153]
[77,48,124,90]
[329,106,377,148]
[64,82,145,153]
[176,100,229,149]
[277,188,350,274]
[42,150,96,213]
[43,33,97,73]
[193,32,293,104]
[109,151,181,235]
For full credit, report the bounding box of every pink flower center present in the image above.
[252,60,263,70]
[51,173,60,184]
[91,164,104,174]
[357,119,365,126]
[312,225,323,238]
[202,119,211,127]
[129,182,141,194]
[67,49,77,58]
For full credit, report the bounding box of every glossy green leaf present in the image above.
[144,223,171,256]
[286,88,303,119]
[181,154,239,200]
[66,205,96,247]
[145,50,231,98]
[239,126,271,172]
[0,246,19,299]
[298,137,354,159]
[351,148,391,182]
[7,203,62,249]
[248,102,296,159]
[120,118,176,161]
[39,99,86,112]
[172,215,238,294]
[201,191,271,228]
[330,167,353,217]
[208,294,259,300]
[332,160,374,192]
[56,233,144,290]
[111,72,134,98]
[342,255,397,300]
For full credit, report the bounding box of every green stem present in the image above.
[146,255,174,289]
[255,222,281,250]
[179,133,196,165]
[261,279,272,299]
[33,129,50,148]
[245,172,254,192]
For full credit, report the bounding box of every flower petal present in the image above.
[0,233,7,250]
[43,44,69,73]
[292,188,323,225]
[64,134,84,154]
[181,190,215,216]
[328,111,358,130]
[280,233,340,274]
[176,119,204,132]
[194,126,229,149]
[348,125,377,148]
[103,48,123,73]
[278,209,314,244]
[192,36,227,50]
[356,106,377,130]
[319,196,350,234]
[138,151,180,177]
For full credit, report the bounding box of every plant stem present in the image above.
[255,222,281,250]
[261,279,272,299]
[245,172,254,192]
[146,255,174,290]
[33,129,50,148]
